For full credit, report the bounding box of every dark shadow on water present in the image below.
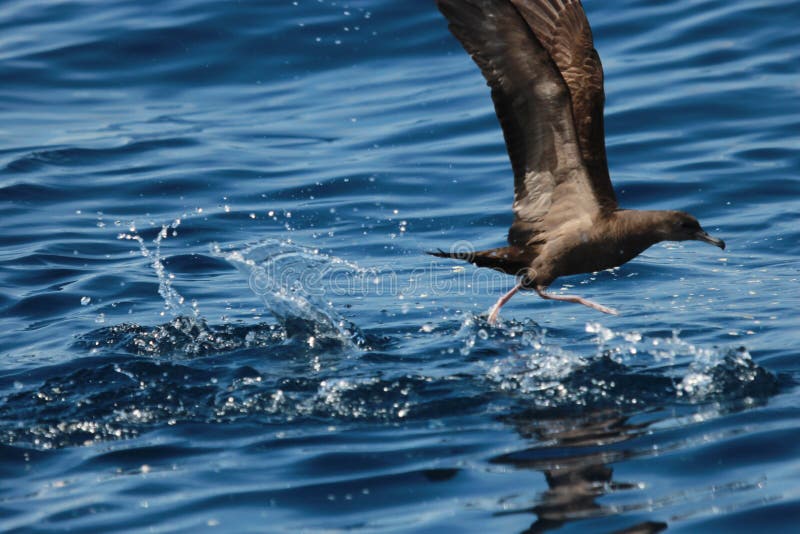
[490,374,781,534]
[472,320,783,532]
[493,409,667,533]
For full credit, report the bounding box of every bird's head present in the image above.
[660,211,725,250]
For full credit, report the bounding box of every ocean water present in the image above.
[1,0,799,531]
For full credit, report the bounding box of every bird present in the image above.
[429,0,725,324]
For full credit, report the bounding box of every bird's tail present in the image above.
[426,246,529,276]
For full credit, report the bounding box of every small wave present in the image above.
[0,182,64,202]
[76,317,285,358]
[0,356,465,450]
[4,138,196,173]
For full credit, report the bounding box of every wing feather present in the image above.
[436,0,601,247]
[510,0,617,208]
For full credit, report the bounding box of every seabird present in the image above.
[430,0,725,323]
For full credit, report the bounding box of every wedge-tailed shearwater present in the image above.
[430,0,725,323]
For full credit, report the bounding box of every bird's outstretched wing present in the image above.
[436,0,603,247]
[510,0,616,208]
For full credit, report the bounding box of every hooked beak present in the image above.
[695,231,726,250]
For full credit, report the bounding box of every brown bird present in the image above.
[430,0,725,324]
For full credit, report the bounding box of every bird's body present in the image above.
[431,0,725,322]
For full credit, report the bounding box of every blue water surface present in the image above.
[1,0,799,531]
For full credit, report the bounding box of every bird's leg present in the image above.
[535,287,619,316]
[488,280,523,325]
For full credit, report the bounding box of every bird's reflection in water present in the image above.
[492,409,668,534]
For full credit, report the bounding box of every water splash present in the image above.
[0,361,431,450]
[77,318,285,358]
[118,218,198,318]
[212,239,368,347]
[457,317,778,408]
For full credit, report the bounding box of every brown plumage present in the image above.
[430,0,725,323]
